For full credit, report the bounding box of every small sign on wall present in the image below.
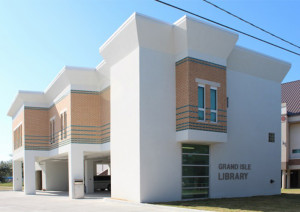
[218,163,251,180]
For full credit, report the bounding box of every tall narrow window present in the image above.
[60,114,63,140]
[198,85,205,121]
[20,125,22,146]
[64,112,67,139]
[50,119,55,143]
[210,88,217,122]
[50,121,52,142]
[52,120,55,143]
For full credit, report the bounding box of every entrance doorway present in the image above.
[291,170,300,188]
[182,144,209,199]
[35,170,42,190]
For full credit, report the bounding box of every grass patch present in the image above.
[159,189,300,212]
[0,182,13,191]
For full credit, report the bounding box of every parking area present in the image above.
[0,191,203,212]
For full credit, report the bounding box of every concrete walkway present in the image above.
[0,191,206,212]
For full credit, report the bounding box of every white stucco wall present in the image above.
[139,47,181,202]
[45,161,68,191]
[110,47,141,202]
[209,69,281,198]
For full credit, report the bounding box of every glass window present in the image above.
[182,154,209,165]
[210,88,217,122]
[182,144,209,154]
[60,114,63,140]
[50,119,55,143]
[210,89,216,110]
[64,112,67,138]
[60,111,67,140]
[182,177,209,188]
[182,144,209,199]
[182,166,209,177]
[182,188,209,199]
[198,86,205,121]
[268,133,275,142]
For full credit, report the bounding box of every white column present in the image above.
[68,146,84,199]
[23,153,36,195]
[281,170,287,189]
[287,169,291,189]
[84,160,94,194]
[13,160,22,191]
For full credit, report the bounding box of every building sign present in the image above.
[218,163,251,180]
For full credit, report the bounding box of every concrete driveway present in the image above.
[0,191,205,212]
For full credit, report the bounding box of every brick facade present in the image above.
[13,88,111,151]
[71,88,110,145]
[176,57,227,133]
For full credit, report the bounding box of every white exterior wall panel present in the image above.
[139,47,181,202]
[110,47,141,202]
[210,69,281,198]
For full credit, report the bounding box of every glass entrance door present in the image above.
[182,144,209,199]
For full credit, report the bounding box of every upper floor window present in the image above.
[13,124,22,150]
[268,133,275,143]
[50,118,55,143]
[210,87,217,122]
[292,149,300,154]
[198,85,205,121]
[60,111,67,140]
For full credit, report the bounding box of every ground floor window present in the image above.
[182,144,209,199]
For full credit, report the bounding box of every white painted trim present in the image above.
[197,84,205,122]
[195,78,220,88]
[176,129,227,143]
[13,122,23,131]
[288,115,300,123]
[50,116,56,121]
[99,13,137,53]
[60,109,67,115]
[210,87,217,123]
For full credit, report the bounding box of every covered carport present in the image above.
[84,151,111,197]
[35,151,111,199]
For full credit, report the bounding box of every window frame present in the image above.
[60,109,68,140]
[60,113,64,140]
[50,116,56,144]
[64,111,67,139]
[182,144,210,200]
[197,84,205,122]
[210,87,217,123]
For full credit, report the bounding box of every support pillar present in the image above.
[23,153,36,195]
[13,160,22,191]
[281,170,287,189]
[84,160,94,194]
[287,169,291,189]
[68,147,84,199]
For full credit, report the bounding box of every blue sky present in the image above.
[0,0,299,161]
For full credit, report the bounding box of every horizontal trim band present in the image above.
[176,57,226,70]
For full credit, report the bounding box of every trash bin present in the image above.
[74,179,84,199]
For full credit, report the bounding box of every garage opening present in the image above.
[290,170,300,188]
[84,152,111,199]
